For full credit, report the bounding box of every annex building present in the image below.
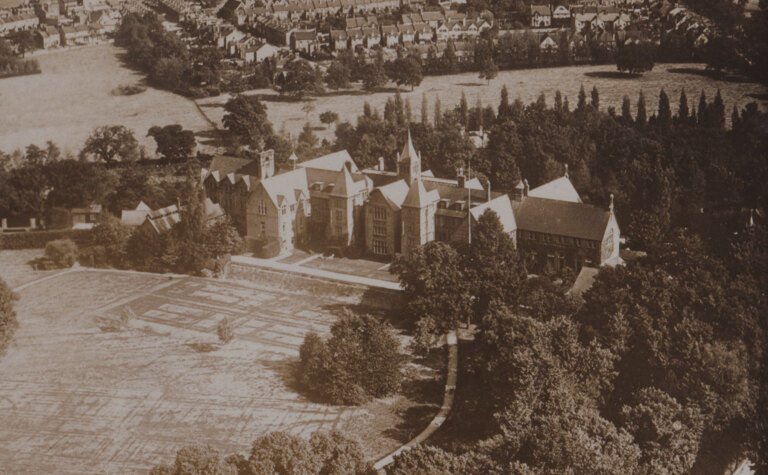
[203,133,621,272]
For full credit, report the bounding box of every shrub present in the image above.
[217,318,234,344]
[0,229,92,250]
[297,310,403,405]
[44,239,78,268]
[91,214,132,267]
[0,279,19,358]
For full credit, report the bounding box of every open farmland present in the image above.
[0,44,213,157]
[0,261,436,473]
[196,62,768,143]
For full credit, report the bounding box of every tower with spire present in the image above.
[397,130,422,184]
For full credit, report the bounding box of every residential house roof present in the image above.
[530,4,551,16]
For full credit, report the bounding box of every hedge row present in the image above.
[0,229,93,250]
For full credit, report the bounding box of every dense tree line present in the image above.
[150,430,374,475]
[381,81,768,472]
[693,0,768,82]
[337,83,766,253]
[115,12,221,96]
[0,38,39,78]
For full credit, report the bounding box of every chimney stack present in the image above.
[524,179,530,197]
[487,180,491,201]
[564,163,569,178]
[609,193,614,213]
[378,156,385,171]
[457,167,466,189]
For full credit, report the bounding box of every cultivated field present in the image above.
[0,44,213,157]
[197,62,768,143]
[0,257,437,473]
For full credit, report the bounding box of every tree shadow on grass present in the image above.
[455,82,485,87]
[261,358,305,394]
[382,403,440,443]
[195,128,228,148]
[584,71,640,79]
[666,67,755,83]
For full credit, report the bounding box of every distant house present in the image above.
[539,34,559,53]
[71,204,102,230]
[330,29,348,50]
[290,29,317,55]
[241,42,280,63]
[530,4,551,28]
[552,4,570,24]
[130,199,225,235]
[381,23,398,46]
[37,25,61,48]
[59,24,93,46]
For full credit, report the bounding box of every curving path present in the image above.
[373,331,458,472]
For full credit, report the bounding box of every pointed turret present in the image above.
[398,130,421,184]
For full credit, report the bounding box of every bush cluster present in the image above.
[297,311,403,405]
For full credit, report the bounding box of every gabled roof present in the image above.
[470,194,516,233]
[298,150,359,172]
[403,179,440,208]
[528,175,582,203]
[375,179,410,209]
[530,4,551,15]
[258,168,309,207]
[513,197,610,241]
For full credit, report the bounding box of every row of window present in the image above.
[519,230,598,249]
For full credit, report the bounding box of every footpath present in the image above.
[227,255,458,472]
[229,255,402,291]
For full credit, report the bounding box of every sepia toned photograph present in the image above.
[0,0,766,472]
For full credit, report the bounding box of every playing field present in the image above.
[0,262,434,473]
[0,44,213,157]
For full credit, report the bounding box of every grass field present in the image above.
[0,44,213,157]
[0,255,439,473]
[196,62,768,143]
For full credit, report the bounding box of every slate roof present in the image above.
[298,150,359,172]
[374,179,410,209]
[528,176,582,203]
[145,204,182,234]
[259,168,309,207]
[512,197,610,241]
[530,4,551,16]
[469,194,516,233]
[403,179,440,208]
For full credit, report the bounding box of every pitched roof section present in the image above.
[299,150,358,172]
[259,168,309,207]
[528,176,582,203]
[513,197,610,241]
[376,179,410,209]
[470,195,517,233]
[403,179,440,208]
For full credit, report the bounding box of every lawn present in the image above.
[196,62,768,144]
[0,44,213,157]
[0,255,439,473]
